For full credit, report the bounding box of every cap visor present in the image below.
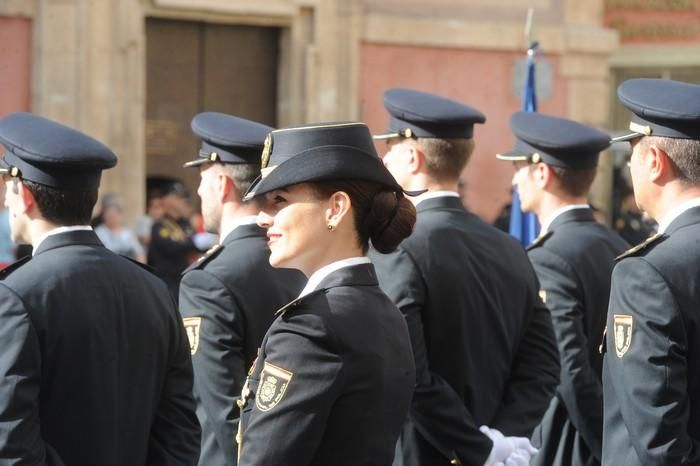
[372,131,400,141]
[611,132,643,143]
[183,158,210,168]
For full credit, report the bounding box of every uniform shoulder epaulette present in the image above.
[615,232,666,261]
[274,289,325,317]
[182,244,224,275]
[0,255,31,279]
[526,230,553,251]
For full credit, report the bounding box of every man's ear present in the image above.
[218,172,235,202]
[18,181,36,215]
[646,143,671,184]
[406,142,426,174]
[531,162,552,189]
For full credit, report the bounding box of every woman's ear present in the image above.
[325,191,352,229]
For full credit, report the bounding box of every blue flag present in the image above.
[508,41,540,245]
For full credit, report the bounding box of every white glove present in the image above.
[480,426,538,466]
[480,426,513,466]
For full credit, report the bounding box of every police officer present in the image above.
[602,78,700,465]
[370,88,559,466]
[238,122,417,465]
[179,112,305,465]
[147,176,202,300]
[0,112,200,465]
[497,112,629,466]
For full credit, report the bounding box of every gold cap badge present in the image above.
[261,133,272,169]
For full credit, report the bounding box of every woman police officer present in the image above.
[236,122,417,466]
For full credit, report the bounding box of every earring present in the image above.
[327,223,335,231]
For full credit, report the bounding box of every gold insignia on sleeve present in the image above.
[614,314,633,357]
[255,362,293,411]
[183,317,202,355]
[539,289,547,304]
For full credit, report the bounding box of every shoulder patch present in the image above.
[0,255,31,279]
[615,232,666,261]
[526,231,553,251]
[613,314,633,357]
[255,362,293,411]
[182,244,223,275]
[183,317,202,355]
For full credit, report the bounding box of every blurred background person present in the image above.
[95,192,146,262]
[147,176,203,301]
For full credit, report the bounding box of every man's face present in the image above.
[511,161,539,213]
[197,164,222,234]
[381,138,414,189]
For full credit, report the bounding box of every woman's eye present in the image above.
[273,195,286,204]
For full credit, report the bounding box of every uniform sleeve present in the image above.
[179,269,245,465]
[0,284,47,465]
[147,300,201,465]
[605,258,700,464]
[238,311,343,466]
[529,249,602,458]
[373,247,493,465]
[491,263,560,437]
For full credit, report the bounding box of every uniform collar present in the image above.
[298,256,371,299]
[657,197,700,233]
[540,204,590,234]
[33,225,93,255]
[219,215,259,245]
[414,190,460,207]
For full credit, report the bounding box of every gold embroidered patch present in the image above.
[614,314,633,357]
[539,289,547,304]
[255,362,293,411]
[183,317,201,355]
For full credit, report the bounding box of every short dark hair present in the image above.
[22,180,98,225]
[310,180,416,254]
[416,138,475,182]
[641,136,700,185]
[218,163,261,201]
[548,165,597,197]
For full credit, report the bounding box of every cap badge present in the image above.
[531,153,541,164]
[629,122,652,136]
[261,133,272,169]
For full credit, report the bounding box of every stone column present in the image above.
[32,0,146,225]
[562,0,619,222]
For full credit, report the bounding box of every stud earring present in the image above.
[327,223,335,231]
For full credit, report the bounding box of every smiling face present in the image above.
[256,183,331,275]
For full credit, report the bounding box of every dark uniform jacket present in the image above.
[527,208,628,466]
[371,196,560,466]
[0,230,200,466]
[602,206,700,465]
[238,263,415,466]
[148,214,200,300]
[179,223,305,466]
